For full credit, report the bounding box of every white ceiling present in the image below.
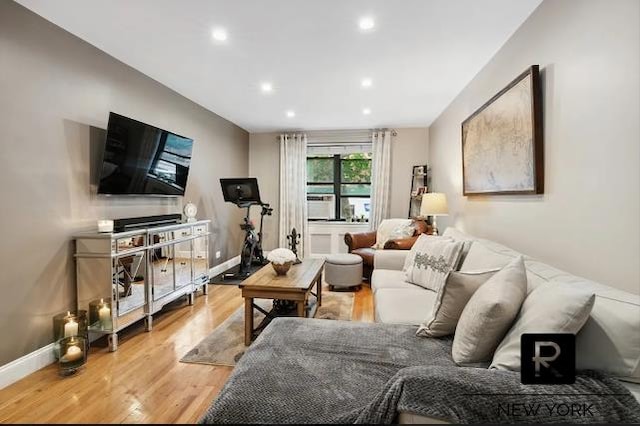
[17,0,541,132]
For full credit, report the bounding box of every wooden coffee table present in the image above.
[240,258,325,346]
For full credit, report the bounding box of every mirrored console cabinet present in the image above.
[74,220,210,351]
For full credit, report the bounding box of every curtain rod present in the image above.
[275,129,397,140]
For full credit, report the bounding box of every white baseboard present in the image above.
[0,342,56,390]
[209,255,241,277]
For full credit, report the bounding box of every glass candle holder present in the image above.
[58,336,87,376]
[89,298,113,332]
[53,310,88,359]
[53,310,88,340]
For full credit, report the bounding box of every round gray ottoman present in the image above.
[325,253,363,290]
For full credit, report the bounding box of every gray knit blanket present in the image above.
[200,318,640,424]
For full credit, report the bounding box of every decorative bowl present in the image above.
[272,261,292,276]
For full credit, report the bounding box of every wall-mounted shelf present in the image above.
[408,165,430,218]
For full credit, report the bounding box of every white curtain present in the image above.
[279,133,310,258]
[369,130,392,229]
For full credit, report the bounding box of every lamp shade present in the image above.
[420,193,449,216]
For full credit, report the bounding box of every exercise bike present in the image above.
[220,178,272,279]
[237,202,272,276]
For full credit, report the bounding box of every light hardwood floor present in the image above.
[0,282,373,424]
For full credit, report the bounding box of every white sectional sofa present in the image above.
[372,227,640,400]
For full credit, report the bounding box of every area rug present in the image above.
[180,291,354,367]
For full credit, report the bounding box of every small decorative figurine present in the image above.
[287,228,302,264]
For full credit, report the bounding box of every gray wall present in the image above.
[388,128,429,219]
[0,1,249,365]
[248,132,281,250]
[429,0,639,294]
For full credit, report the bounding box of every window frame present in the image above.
[307,154,372,221]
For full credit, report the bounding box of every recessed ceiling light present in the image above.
[211,28,228,42]
[286,110,295,118]
[260,82,273,93]
[362,108,371,115]
[361,78,372,88]
[359,17,375,31]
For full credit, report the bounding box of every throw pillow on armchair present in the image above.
[344,218,432,279]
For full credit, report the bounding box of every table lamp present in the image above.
[420,193,448,235]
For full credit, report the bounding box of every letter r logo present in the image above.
[533,341,561,376]
[521,334,575,385]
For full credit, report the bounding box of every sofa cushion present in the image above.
[490,282,595,372]
[573,281,640,383]
[373,250,408,271]
[374,288,437,325]
[459,239,515,272]
[374,219,412,249]
[442,227,475,269]
[452,257,528,365]
[459,238,548,291]
[403,235,463,292]
[371,269,417,293]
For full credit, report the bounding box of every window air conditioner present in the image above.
[307,194,335,220]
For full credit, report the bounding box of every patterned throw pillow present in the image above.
[404,234,464,292]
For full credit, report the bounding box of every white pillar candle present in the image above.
[64,312,79,337]
[98,299,111,329]
[97,220,114,233]
[64,342,83,362]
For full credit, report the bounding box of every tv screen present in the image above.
[97,112,194,196]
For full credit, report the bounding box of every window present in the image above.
[307,153,372,221]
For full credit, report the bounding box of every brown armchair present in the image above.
[344,219,432,280]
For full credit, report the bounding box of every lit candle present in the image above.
[63,339,83,362]
[64,312,79,337]
[97,219,114,233]
[98,299,111,329]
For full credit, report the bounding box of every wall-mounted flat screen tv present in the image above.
[97,112,194,196]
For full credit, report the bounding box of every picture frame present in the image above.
[461,65,543,195]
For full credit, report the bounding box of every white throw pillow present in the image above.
[387,223,415,242]
[403,235,463,292]
[417,269,498,338]
[490,282,595,371]
[452,256,528,365]
[373,219,412,249]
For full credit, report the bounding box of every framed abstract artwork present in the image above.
[462,65,543,195]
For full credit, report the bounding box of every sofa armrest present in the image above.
[374,250,408,271]
[344,231,377,251]
[384,235,419,250]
